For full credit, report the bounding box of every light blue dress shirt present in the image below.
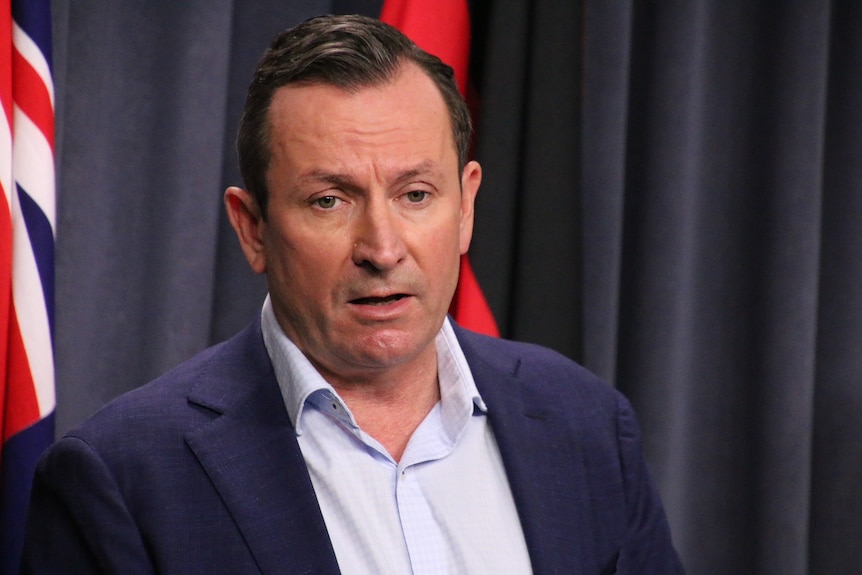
[261,297,533,574]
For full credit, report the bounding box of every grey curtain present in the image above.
[50,1,861,573]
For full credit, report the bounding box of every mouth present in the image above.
[349,294,409,306]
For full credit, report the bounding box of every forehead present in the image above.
[265,64,457,172]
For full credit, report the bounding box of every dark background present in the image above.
[50,1,862,573]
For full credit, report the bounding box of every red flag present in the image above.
[381,0,500,337]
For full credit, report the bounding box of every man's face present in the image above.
[227,63,480,386]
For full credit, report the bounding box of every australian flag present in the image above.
[0,0,57,572]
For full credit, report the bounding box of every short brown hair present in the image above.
[236,14,472,218]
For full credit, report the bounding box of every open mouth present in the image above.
[350,294,408,306]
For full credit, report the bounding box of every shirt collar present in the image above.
[260,295,486,437]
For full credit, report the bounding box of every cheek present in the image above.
[266,228,348,291]
[423,227,463,288]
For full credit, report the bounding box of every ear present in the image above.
[224,186,268,274]
[458,160,481,255]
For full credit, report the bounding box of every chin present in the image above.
[350,331,425,365]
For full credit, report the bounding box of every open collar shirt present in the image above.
[261,296,532,575]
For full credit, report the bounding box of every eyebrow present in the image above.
[297,160,443,188]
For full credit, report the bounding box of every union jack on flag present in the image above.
[0,0,56,571]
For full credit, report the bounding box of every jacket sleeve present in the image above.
[21,436,156,575]
[614,394,686,574]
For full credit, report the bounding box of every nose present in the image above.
[351,199,407,271]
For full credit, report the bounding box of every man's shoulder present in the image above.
[65,321,269,446]
[458,329,579,366]
[453,325,620,406]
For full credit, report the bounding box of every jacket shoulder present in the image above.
[454,326,619,405]
[64,320,270,447]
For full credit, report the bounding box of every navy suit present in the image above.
[22,320,683,574]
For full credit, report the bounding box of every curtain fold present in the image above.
[53,1,235,427]
[810,3,862,572]
[611,4,829,573]
[470,0,583,358]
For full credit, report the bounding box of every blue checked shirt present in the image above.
[261,297,533,574]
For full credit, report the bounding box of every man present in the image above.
[22,14,683,574]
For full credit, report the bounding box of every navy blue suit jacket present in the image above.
[22,321,683,574]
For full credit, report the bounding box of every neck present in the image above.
[323,349,440,462]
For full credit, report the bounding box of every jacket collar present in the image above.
[184,320,341,575]
[454,325,594,574]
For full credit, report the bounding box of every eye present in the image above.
[313,195,342,209]
[405,190,429,203]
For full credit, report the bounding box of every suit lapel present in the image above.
[184,323,341,575]
[457,328,595,574]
